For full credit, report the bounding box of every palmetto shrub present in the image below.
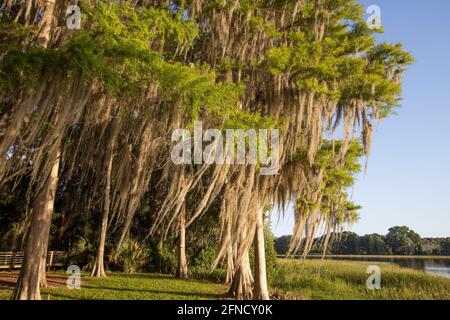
[110,240,150,273]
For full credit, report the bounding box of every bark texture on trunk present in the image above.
[225,241,234,284]
[176,204,188,279]
[11,148,60,300]
[37,0,56,47]
[90,149,114,278]
[39,249,48,288]
[228,251,253,300]
[253,210,270,300]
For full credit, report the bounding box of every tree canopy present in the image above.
[0,0,413,300]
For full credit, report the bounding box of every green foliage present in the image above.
[67,237,96,271]
[274,235,292,256]
[0,1,256,128]
[264,1,413,117]
[264,223,279,285]
[386,226,422,255]
[274,226,430,256]
[441,239,450,256]
[67,0,199,93]
[329,232,361,255]
[0,180,30,251]
[0,20,42,92]
[321,142,363,224]
[291,140,364,226]
[110,240,151,273]
[316,141,363,183]
[249,16,281,38]
[190,243,218,275]
[365,233,388,255]
[153,242,178,275]
[0,44,57,93]
[266,45,291,75]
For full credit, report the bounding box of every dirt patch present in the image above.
[0,272,87,289]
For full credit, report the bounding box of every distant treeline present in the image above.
[275,226,450,256]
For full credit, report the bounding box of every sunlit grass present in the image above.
[0,290,10,300]
[0,272,228,300]
[271,259,450,300]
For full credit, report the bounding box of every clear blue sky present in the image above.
[272,0,450,238]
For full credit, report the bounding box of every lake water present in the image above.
[309,256,450,279]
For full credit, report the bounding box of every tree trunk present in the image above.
[225,241,234,284]
[176,204,188,279]
[90,149,114,278]
[158,238,164,273]
[10,0,58,300]
[228,251,253,300]
[37,0,56,47]
[253,210,270,300]
[11,148,60,300]
[39,249,48,288]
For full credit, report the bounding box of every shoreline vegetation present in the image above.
[275,227,450,257]
[1,258,449,300]
[281,255,450,260]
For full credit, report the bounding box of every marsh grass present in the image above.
[272,259,450,300]
[287,255,450,260]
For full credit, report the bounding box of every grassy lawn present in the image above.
[1,259,450,300]
[271,259,450,300]
[0,272,229,300]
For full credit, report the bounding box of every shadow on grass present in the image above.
[99,273,224,286]
[44,273,226,300]
[107,273,172,279]
[47,285,221,300]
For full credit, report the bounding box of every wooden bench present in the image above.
[0,251,67,270]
